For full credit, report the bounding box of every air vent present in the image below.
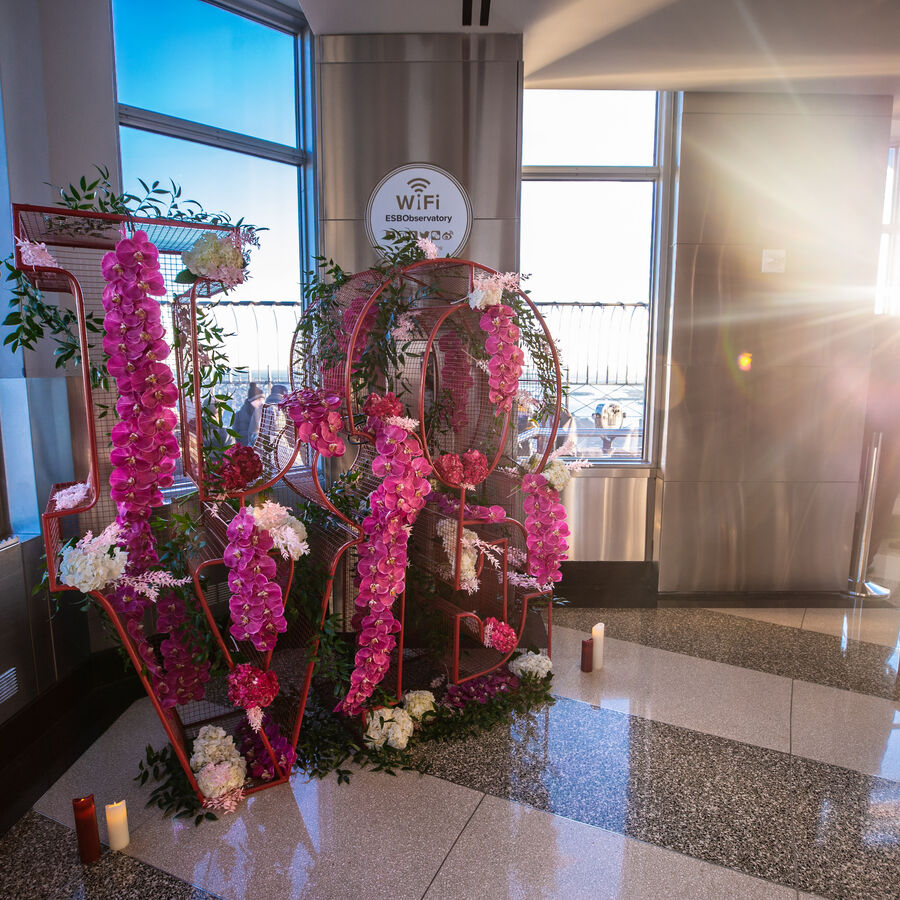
[0,667,18,705]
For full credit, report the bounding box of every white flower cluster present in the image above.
[436,518,478,591]
[508,651,553,680]
[53,481,90,511]
[190,725,247,799]
[466,284,502,310]
[59,524,127,593]
[543,460,571,493]
[182,232,245,283]
[403,690,436,723]
[252,501,309,561]
[364,707,415,750]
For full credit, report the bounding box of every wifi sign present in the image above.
[396,177,440,211]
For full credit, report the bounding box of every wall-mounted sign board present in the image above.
[365,163,472,258]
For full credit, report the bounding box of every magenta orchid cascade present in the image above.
[224,507,288,652]
[101,228,208,708]
[522,473,570,588]
[337,393,433,716]
[279,389,346,458]
[480,305,525,413]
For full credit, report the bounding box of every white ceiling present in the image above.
[297,0,900,131]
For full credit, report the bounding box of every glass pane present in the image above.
[523,91,656,166]
[113,0,296,146]
[120,127,300,302]
[521,180,653,459]
[521,181,653,303]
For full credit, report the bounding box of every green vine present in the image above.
[2,164,259,386]
[135,742,216,827]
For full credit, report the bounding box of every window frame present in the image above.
[111,0,317,285]
[521,90,676,466]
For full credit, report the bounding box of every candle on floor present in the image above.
[72,795,101,864]
[580,638,593,672]
[105,800,130,852]
[592,623,605,670]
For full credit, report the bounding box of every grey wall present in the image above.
[658,92,892,592]
[316,33,522,272]
[0,0,120,721]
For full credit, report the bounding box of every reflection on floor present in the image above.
[2,605,899,899]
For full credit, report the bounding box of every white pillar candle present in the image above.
[105,800,130,851]
[591,623,605,670]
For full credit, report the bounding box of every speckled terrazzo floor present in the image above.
[413,695,900,898]
[8,606,900,899]
[552,606,900,701]
[0,811,221,899]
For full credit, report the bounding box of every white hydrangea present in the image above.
[182,232,244,282]
[543,460,571,493]
[196,758,247,799]
[59,544,127,593]
[190,725,243,772]
[508,651,553,680]
[252,501,309,561]
[364,707,416,750]
[403,690,436,723]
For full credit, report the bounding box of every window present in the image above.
[877,145,899,315]
[112,0,314,305]
[520,91,671,462]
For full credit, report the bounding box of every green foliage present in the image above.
[3,164,258,379]
[135,743,216,827]
[2,255,107,386]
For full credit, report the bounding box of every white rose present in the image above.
[403,690,436,723]
[196,758,246,798]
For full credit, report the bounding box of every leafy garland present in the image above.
[2,165,257,387]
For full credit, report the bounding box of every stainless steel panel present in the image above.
[662,362,750,482]
[676,109,890,248]
[318,58,521,221]
[669,243,874,371]
[562,470,648,562]
[742,365,869,484]
[20,533,58,693]
[319,33,522,64]
[323,217,520,274]
[0,539,37,723]
[658,480,857,592]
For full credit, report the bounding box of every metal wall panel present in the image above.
[659,92,891,592]
[658,480,858,592]
[669,243,874,371]
[562,469,649,562]
[317,33,522,270]
[0,540,37,724]
[323,216,520,276]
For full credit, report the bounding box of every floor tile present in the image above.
[792,755,900,900]
[790,680,900,782]
[0,811,219,900]
[552,628,792,751]
[705,607,807,629]
[554,608,900,701]
[124,767,482,900]
[33,697,167,843]
[800,607,900,649]
[415,696,797,887]
[424,794,795,900]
